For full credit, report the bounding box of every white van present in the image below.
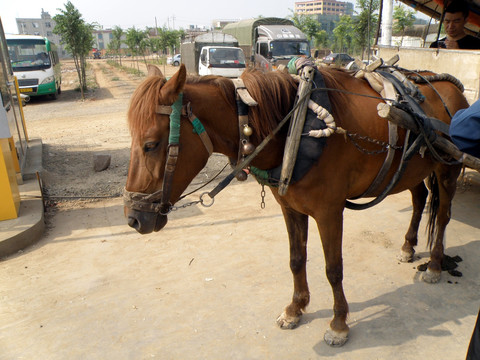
[198,46,246,78]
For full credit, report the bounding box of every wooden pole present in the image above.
[377,103,480,171]
[278,65,315,196]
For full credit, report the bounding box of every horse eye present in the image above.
[144,141,159,153]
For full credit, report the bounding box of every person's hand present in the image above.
[444,38,460,49]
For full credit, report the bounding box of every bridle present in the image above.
[124,78,261,216]
[123,92,214,215]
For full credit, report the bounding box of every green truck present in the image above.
[222,17,310,72]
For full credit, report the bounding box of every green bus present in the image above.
[6,34,61,99]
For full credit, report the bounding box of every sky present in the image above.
[0,0,320,34]
[1,0,429,35]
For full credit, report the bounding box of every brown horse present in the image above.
[124,64,468,346]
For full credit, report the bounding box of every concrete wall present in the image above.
[377,45,480,104]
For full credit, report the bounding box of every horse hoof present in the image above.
[276,311,300,329]
[324,328,349,347]
[397,250,413,263]
[422,268,441,283]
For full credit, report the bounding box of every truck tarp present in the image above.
[222,17,294,46]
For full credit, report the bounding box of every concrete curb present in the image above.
[0,138,44,259]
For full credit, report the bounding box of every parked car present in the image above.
[322,53,354,67]
[167,54,181,66]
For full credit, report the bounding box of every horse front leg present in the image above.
[276,206,310,329]
[398,181,428,262]
[422,165,462,283]
[316,207,349,346]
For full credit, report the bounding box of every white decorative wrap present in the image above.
[307,100,336,138]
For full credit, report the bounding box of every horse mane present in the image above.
[240,69,298,139]
[240,67,355,139]
[128,74,236,138]
[128,75,167,137]
[128,67,350,141]
[315,67,354,122]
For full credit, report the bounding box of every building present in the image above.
[92,29,114,52]
[295,0,353,16]
[212,19,238,30]
[91,28,129,57]
[16,9,66,57]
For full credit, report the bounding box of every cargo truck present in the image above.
[180,32,246,78]
[222,17,310,72]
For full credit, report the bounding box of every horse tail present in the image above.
[426,173,439,250]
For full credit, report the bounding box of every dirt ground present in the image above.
[0,59,479,359]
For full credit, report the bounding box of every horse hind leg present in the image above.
[276,207,310,330]
[398,181,428,262]
[422,165,462,283]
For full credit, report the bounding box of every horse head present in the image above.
[124,64,212,234]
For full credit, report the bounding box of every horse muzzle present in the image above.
[125,208,168,234]
[123,188,170,234]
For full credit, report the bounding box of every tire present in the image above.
[49,87,59,100]
[173,61,179,66]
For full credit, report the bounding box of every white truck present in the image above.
[180,32,246,78]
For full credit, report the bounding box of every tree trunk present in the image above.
[82,56,87,91]
[73,55,85,100]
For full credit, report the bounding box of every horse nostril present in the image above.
[127,216,140,229]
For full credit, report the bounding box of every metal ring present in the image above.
[159,202,172,215]
[199,192,215,207]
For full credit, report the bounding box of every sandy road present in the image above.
[0,59,479,359]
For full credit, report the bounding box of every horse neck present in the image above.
[183,82,283,169]
[184,82,239,159]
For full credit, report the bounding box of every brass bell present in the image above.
[241,142,255,156]
[243,124,253,136]
[235,170,248,181]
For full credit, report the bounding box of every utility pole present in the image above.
[381,0,394,46]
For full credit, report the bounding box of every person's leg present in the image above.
[466,308,480,360]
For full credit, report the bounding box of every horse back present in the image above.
[288,68,467,204]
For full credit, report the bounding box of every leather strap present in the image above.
[232,78,258,167]
[354,75,398,199]
[184,103,214,156]
[156,103,213,156]
[160,144,179,214]
[231,78,258,106]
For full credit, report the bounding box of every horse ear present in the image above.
[147,64,164,78]
[161,64,186,103]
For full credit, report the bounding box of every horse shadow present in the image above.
[301,240,480,355]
